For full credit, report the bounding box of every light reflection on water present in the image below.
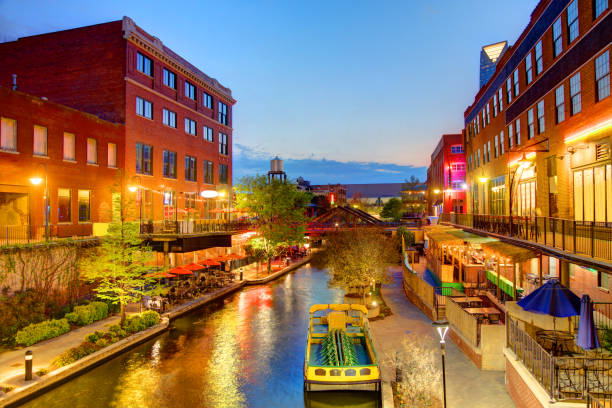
[21,265,381,408]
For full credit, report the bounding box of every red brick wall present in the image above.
[427,134,467,215]
[0,87,124,226]
[448,328,483,369]
[0,20,126,123]
[506,357,545,408]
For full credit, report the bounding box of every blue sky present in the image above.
[0,0,538,184]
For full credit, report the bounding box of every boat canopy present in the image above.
[309,304,367,315]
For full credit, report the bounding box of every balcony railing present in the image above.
[0,224,94,246]
[441,213,612,262]
[139,219,252,235]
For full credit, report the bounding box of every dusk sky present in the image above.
[0,0,538,184]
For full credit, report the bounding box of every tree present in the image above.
[312,229,398,304]
[80,172,154,325]
[235,175,310,274]
[381,197,405,221]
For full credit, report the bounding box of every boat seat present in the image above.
[328,312,346,330]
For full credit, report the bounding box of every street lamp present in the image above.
[29,163,49,241]
[432,319,449,408]
[200,190,219,220]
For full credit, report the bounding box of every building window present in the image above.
[185,118,197,136]
[204,160,214,184]
[498,88,503,112]
[450,145,463,154]
[487,141,491,162]
[481,109,486,129]
[450,163,465,171]
[547,155,559,217]
[136,143,153,175]
[555,85,565,123]
[567,0,579,43]
[527,109,535,139]
[219,132,228,155]
[163,150,177,179]
[570,73,582,115]
[515,118,521,145]
[58,188,71,223]
[494,134,499,158]
[63,132,75,161]
[513,69,519,96]
[490,176,506,215]
[1,117,17,152]
[185,192,197,210]
[493,94,498,117]
[185,81,196,100]
[595,51,610,101]
[163,68,176,89]
[137,52,152,76]
[595,0,608,19]
[500,130,505,155]
[451,180,464,189]
[218,101,228,125]
[517,179,536,216]
[78,190,90,222]
[574,164,612,223]
[537,100,545,134]
[203,92,213,109]
[219,164,228,184]
[506,77,512,103]
[509,124,514,149]
[33,125,47,156]
[486,104,490,124]
[87,138,97,164]
[477,149,481,167]
[553,18,563,58]
[185,155,197,182]
[535,41,543,75]
[598,271,609,290]
[483,143,487,164]
[136,97,153,119]
[525,53,533,85]
[203,125,214,142]
[108,143,117,168]
[162,108,177,128]
[476,116,480,133]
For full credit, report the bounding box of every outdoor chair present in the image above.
[489,314,500,324]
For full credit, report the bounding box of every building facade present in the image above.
[426,134,467,216]
[464,0,610,221]
[0,17,235,228]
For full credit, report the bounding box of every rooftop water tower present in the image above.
[268,156,287,182]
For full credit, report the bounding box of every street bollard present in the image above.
[25,350,33,381]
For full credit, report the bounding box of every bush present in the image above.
[53,341,99,367]
[66,302,109,326]
[15,318,70,346]
[141,311,160,328]
[84,330,105,343]
[95,338,109,348]
[0,290,46,346]
[125,315,146,334]
[109,324,127,338]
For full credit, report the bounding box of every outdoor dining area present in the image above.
[142,253,245,312]
[507,278,612,403]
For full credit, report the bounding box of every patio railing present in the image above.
[447,298,479,346]
[139,220,252,235]
[0,224,94,246]
[441,213,612,262]
[508,316,612,402]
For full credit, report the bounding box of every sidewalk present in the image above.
[370,266,515,408]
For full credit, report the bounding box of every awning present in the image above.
[199,259,222,266]
[486,269,524,297]
[182,263,206,271]
[168,267,193,275]
[445,229,498,244]
[481,241,537,263]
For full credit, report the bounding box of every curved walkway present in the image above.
[370,266,515,408]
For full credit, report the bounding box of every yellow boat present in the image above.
[304,304,381,392]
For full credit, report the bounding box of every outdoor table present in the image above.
[584,359,612,393]
[453,296,483,307]
[464,307,501,320]
[536,330,575,356]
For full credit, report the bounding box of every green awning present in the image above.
[445,229,498,244]
[486,269,524,297]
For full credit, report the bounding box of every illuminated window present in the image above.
[0,117,17,152]
[553,18,562,58]
[107,143,117,168]
[555,85,565,123]
[567,0,579,43]
[33,125,47,156]
[58,188,71,223]
[63,132,75,161]
[450,163,465,171]
[537,100,545,134]
[570,73,582,115]
[137,52,152,76]
[535,41,543,75]
[595,51,610,101]
[78,190,90,222]
[87,138,97,164]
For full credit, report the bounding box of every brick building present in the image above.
[426,134,467,216]
[0,17,235,229]
[0,86,123,238]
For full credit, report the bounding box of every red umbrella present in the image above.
[168,267,193,275]
[212,254,231,261]
[144,272,176,278]
[183,263,206,271]
[199,259,221,267]
[225,253,243,260]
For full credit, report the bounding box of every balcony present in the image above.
[441,213,612,265]
[139,219,252,236]
[0,224,95,246]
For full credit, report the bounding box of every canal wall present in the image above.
[1,317,170,408]
[245,255,311,285]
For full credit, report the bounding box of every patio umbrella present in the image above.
[144,272,177,278]
[200,259,221,267]
[182,263,206,271]
[517,279,580,317]
[167,267,193,276]
[225,253,243,260]
[576,294,600,350]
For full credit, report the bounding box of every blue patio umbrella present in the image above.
[517,279,580,318]
[576,294,600,350]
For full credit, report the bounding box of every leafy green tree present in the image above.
[381,197,405,221]
[235,175,310,274]
[80,173,154,325]
[312,229,398,304]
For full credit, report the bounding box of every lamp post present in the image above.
[29,163,49,241]
[432,319,449,408]
[200,189,219,226]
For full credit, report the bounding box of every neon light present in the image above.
[564,117,612,143]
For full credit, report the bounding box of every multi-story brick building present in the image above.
[0,86,123,239]
[0,17,235,230]
[426,134,467,216]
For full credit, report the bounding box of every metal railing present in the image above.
[139,219,252,235]
[0,224,94,246]
[508,316,612,403]
[442,213,612,262]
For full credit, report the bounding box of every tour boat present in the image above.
[304,304,381,392]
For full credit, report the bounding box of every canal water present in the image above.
[21,265,381,408]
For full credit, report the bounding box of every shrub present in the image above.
[109,336,119,344]
[35,369,48,377]
[15,318,70,346]
[65,312,78,324]
[67,302,109,326]
[53,342,100,367]
[0,290,46,346]
[84,330,105,343]
[109,324,127,338]
[95,338,108,348]
[125,315,146,334]
[141,311,160,328]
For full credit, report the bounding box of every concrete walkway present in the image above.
[370,266,515,408]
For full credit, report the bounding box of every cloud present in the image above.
[233,144,426,184]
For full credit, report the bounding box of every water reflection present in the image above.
[21,265,380,408]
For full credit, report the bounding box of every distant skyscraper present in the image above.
[479,41,508,88]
